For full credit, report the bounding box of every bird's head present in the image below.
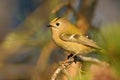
[47,17,74,34]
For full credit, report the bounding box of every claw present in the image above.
[67,54,73,59]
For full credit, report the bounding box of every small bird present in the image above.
[47,17,103,58]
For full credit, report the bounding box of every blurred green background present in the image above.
[0,0,120,80]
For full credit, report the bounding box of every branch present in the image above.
[51,55,109,80]
[51,59,74,80]
[78,55,109,66]
[51,67,63,80]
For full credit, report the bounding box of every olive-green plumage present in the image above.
[48,17,102,55]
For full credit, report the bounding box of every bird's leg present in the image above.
[73,55,83,63]
[67,54,84,64]
[67,54,73,59]
[60,58,74,67]
[67,53,82,63]
[60,53,74,66]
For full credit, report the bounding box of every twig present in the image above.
[51,66,63,80]
[62,69,72,80]
[51,54,109,80]
[51,59,74,80]
[78,55,109,66]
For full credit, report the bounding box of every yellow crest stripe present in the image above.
[51,17,61,22]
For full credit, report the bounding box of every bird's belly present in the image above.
[60,42,95,54]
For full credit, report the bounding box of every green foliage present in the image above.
[100,23,120,76]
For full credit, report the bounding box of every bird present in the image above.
[47,17,103,60]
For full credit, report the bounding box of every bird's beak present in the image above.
[46,25,53,27]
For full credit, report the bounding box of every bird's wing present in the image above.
[60,33,101,50]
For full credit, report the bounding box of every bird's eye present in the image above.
[56,22,60,26]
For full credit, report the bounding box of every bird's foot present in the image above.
[67,54,73,59]
[67,54,83,63]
